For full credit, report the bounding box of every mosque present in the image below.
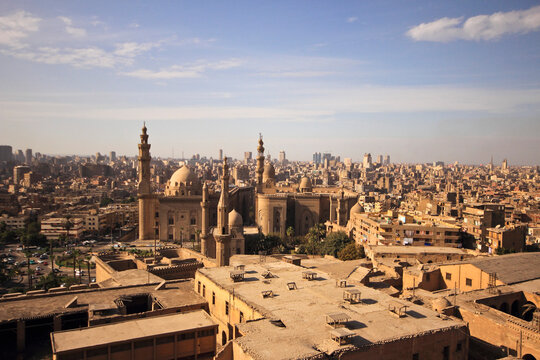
[137,124,357,266]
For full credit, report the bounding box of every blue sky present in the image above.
[0,1,539,164]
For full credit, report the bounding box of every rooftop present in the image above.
[198,260,465,360]
[0,279,204,323]
[51,310,216,354]
[468,253,540,285]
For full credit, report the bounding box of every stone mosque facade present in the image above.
[137,125,357,265]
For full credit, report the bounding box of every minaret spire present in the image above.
[138,123,154,241]
[256,134,265,192]
[217,156,229,234]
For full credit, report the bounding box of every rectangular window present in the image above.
[412,354,419,360]
[202,284,206,297]
[197,281,201,293]
[456,341,462,352]
[240,311,244,322]
[155,212,159,218]
[443,346,449,360]
[191,218,196,225]
[212,292,215,305]
[466,278,472,286]
[168,217,174,225]
[225,301,229,315]
[445,273,452,280]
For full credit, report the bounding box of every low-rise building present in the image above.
[195,258,469,360]
[51,310,217,360]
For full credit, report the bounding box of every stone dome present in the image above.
[263,163,275,182]
[228,209,243,227]
[299,177,312,192]
[170,166,198,185]
[350,202,364,215]
[431,297,452,313]
[165,166,201,196]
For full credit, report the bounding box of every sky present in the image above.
[0,1,539,165]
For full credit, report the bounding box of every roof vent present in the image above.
[270,319,286,328]
[230,270,245,282]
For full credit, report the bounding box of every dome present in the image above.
[350,202,364,214]
[169,166,199,186]
[263,163,275,181]
[299,177,312,192]
[165,165,201,196]
[228,209,243,227]
[431,297,452,313]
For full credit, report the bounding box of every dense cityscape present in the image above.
[1,1,540,360]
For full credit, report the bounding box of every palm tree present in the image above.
[63,216,73,247]
[24,250,32,290]
[195,229,202,252]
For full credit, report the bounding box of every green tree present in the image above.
[337,242,365,261]
[63,216,73,247]
[321,231,351,257]
[100,197,113,207]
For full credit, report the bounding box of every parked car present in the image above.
[29,260,36,265]
[40,254,48,259]
[43,261,48,266]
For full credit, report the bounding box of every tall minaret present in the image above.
[200,182,209,256]
[138,123,154,240]
[217,157,229,234]
[256,134,265,192]
[337,188,346,226]
[215,157,231,266]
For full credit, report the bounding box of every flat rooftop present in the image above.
[0,280,205,323]
[51,310,216,354]
[198,260,465,360]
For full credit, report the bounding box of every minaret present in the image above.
[256,134,265,192]
[217,157,229,234]
[337,188,346,226]
[215,157,231,266]
[138,123,154,240]
[200,182,209,256]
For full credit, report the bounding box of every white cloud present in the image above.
[1,46,131,68]
[407,5,540,42]
[347,17,358,23]
[58,16,86,37]
[0,11,41,48]
[121,59,243,80]
[114,41,162,57]
[257,71,335,78]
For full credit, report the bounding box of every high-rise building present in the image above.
[502,159,508,171]
[109,151,117,162]
[244,151,252,164]
[312,152,322,164]
[0,145,12,162]
[278,150,286,164]
[384,154,390,165]
[25,148,32,164]
[17,150,24,162]
[377,154,383,164]
[219,149,223,161]
[363,153,372,169]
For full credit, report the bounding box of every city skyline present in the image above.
[1,1,540,163]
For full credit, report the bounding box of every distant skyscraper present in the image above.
[0,145,12,162]
[25,148,32,164]
[312,152,322,164]
[383,155,390,165]
[344,157,352,167]
[377,155,383,164]
[363,153,372,169]
[322,153,332,164]
[219,149,223,161]
[244,151,252,164]
[110,151,117,161]
[17,150,24,162]
[502,159,508,170]
[279,150,286,164]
